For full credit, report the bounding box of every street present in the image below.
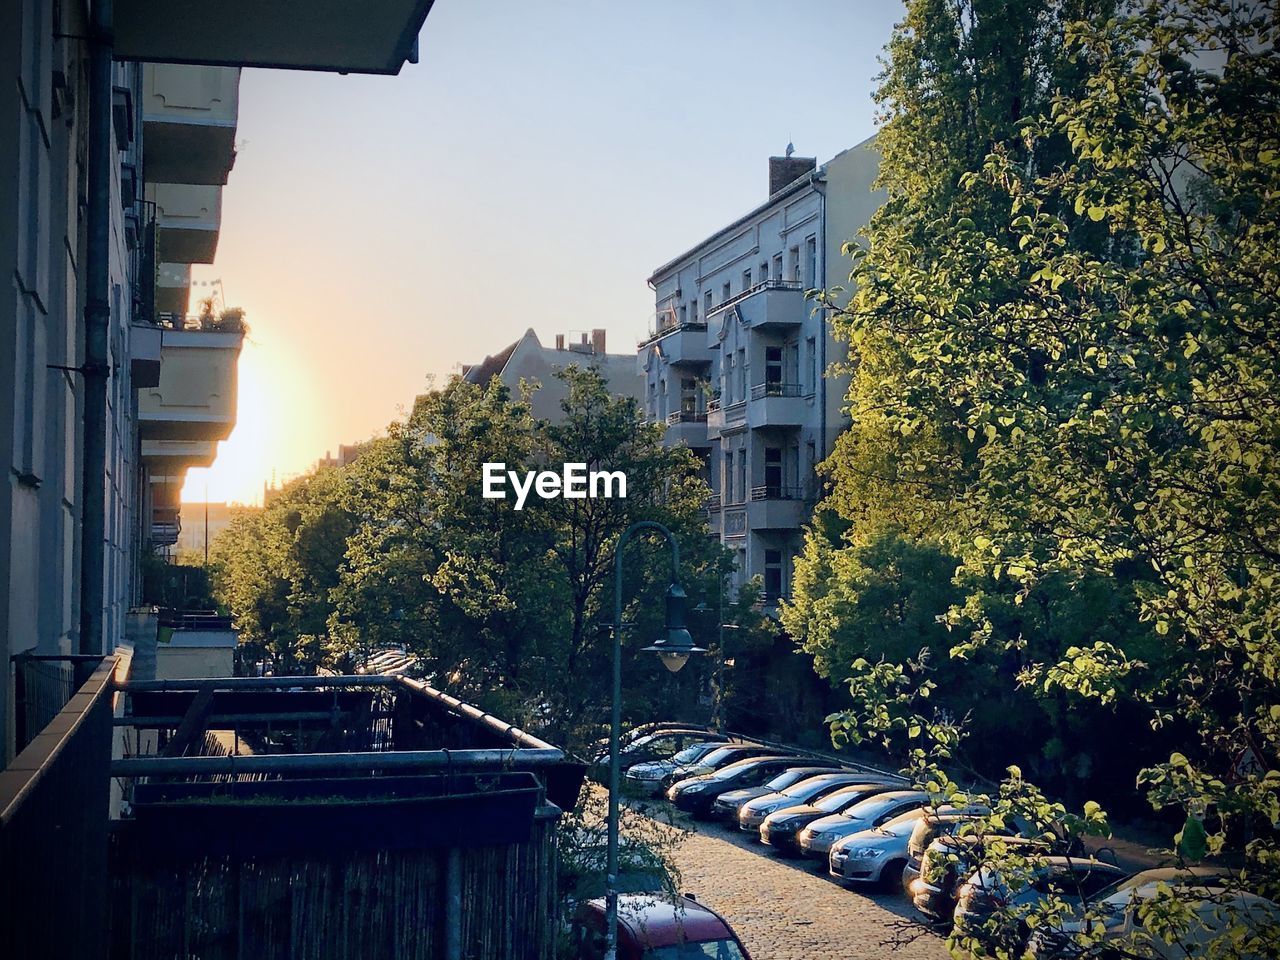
[656,808,949,960]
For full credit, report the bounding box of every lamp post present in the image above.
[605,521,704,960]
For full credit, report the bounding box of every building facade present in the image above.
[462,327,644,421]
[639,140,882,601]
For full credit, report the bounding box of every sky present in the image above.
[182,0,905,505]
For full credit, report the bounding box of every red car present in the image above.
[571,893,752,959]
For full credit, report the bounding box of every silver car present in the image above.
[623,740,728,797]
[737,772,899,834]
[831,803,988,887]
[799,789,931,860]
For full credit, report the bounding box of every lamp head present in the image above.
[642,582,706,673]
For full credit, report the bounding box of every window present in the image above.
[764,549,784,599]
[786,341,799,385]
[705,290,712,315]
[681,377,699,415]
[722,281,731,302]
[805,235,817,287]
[737,348,747,399]
[764,447,782,493]
[806,337,817,394]
[765,346,783,388]
[679,304,687,326]
[725,353,735,404]
[806,441,817,498]
[691,298,699,323]
[736,451,747,504]
[742,268,752,290]
[772,253,783,279]
[759,260,769,282]
[789,245,801,281]
[659,379,667,419]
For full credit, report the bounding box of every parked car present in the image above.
[661,743,787,789]
[900,810,1077,898]
[590,721,716,757]
[758,782,900,854]
[710,765,848,822]
[625,740,735,797]
[954,856,1128,952]
[570,892,752,960]
[668,755,813,818]
[799,789,932,861]
[910,834,1054,925]
[733,770,899,833]
[828,807,941,889]
[1026,867,1279,959]
[597,728,728,769]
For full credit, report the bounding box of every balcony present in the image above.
[130,323,163,389]
[707,279,806,337]
[748,485,808,530]
[748,382,808,429]
[145,183,222,264]
[143,64,240,185]
[142,439,218,472]
[706,398,746,440]
[640,321,712,367]
[138,314,244,442]
[664,410,710,448]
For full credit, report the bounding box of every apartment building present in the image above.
[0,0,435,768]
[639,139,882,602]
[462,327,644,421]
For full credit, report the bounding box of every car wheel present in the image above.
[879,859,906,892]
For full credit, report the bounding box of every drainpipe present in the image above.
[810,169,828,466]
[80,0,113,655]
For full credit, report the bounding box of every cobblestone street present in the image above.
[656,810,950,960]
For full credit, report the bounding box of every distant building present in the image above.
[462,328,644,421]
[639,139,883,602]
[176,502,254,557]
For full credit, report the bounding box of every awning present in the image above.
[112,0,436,76]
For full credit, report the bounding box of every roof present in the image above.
[462,339,519,387]
[593,895,734,949]
[646,134,879,285]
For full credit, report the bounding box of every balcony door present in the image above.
[764,446,783,496]
[765,347,783,391]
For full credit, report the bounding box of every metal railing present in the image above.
[750,484,804,501]
[1,656,116,960]
[667,410,708,425]
[154,310,246,334]
[10,653,107,753]
[706,278,804,319]
[704,493,722,513]
[707,397,722,412]
[157,608,234,631]
[639,319,708,347]
[750,381,803,400]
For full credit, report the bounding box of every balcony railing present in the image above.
[10,653,109,753]
[707,397,722,413]
[706,278,804,320]
[750,381,803,400]
[1,656,116,959]
[751,484,804,501]
[154,309,246,333]
[667,410,708,425]
[704,493,722,513]
[639,319,708,347]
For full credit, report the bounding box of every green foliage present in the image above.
[803,0,1280,955]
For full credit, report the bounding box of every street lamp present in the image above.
[605,521,704,960]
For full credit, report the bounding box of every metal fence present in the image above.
[0,656,116,960]
[11,653,105,752]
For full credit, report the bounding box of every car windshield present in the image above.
[781,776,846,801]
[672,743,715,764]
[765,769,813,791]
[642,939,748,960]
[1093,871,1228,904]
[698,747,741,766]
[814,786,876,812]
[844,794,915,822]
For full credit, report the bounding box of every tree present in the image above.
[801,0,1279,955]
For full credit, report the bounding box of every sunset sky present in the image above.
[182,0,903,505]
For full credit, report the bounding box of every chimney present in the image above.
[768,155,816,196]
[555,334,565,350]
[591,328,606,355]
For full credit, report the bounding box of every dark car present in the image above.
[571,893,752,960]
[733,770,903,834]
[910,834,1054,926]
[660,743,787,790]
[757,781,899,854]
[667,755,812,818]
[709,765,845,822]
[591,728,729,779]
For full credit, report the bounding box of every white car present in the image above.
[799,789,931,860]
[1026,867,1280,959]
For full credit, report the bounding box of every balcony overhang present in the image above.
[146,184,222,265]
[113,0,436,76]
[130,323,163,389]
[143,65,240,186]
[138,325,244,442]
[142,440,219,472]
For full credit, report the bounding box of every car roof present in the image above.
[587,894,734,948]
